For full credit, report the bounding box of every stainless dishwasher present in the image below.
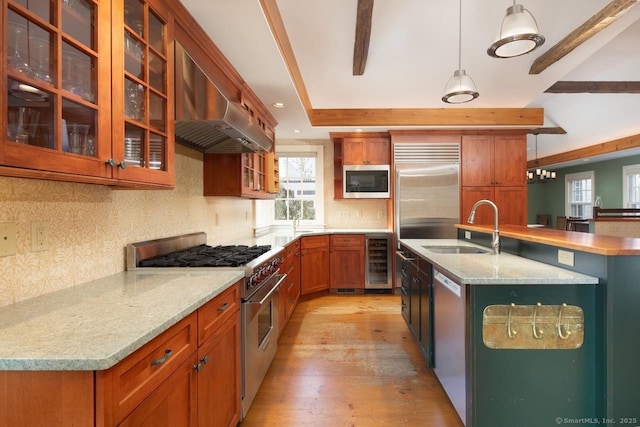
[433,268,466,426]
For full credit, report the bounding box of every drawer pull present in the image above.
[151,349,172,366]
[217,302,229,312]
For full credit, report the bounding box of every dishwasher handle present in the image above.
[434,269,461,298]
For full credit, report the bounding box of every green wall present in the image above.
[527,154,640,227]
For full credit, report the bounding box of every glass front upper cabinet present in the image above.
[5,0,100,160]
[116,0,170,173]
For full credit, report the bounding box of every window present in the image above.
[565,171,594,218]
[623,164,640,208]
[274,145,324,225]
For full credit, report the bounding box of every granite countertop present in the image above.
[400,239,599,285]
[0,269,244,371]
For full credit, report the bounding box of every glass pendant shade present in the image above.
[487,4,545,58]
[442,69,479,104]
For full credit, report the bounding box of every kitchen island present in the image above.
[399,238,600,427]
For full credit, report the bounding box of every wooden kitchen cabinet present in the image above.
[265,152,280,195]
[300,235,330,295]
[461,135,527,225]
[343,137,390,165]
[0,282,242,427]
[279,239,300,336]
[203,152,275,199]
[329,234,365,291]
[1,0,175,188]
[196,312,241,427]
[330,132,390,199]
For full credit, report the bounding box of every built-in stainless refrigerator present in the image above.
[394,143,461,244]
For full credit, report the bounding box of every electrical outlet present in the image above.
[558,249,574,267]
[31,222,49,252]
[0,222,17,257]
[215,213,220,226]
[465,231,471,239]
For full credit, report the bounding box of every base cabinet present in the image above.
[279,240,301,336]
[329,234,364,290]
[0,282,241,427]
[300,235,330,295]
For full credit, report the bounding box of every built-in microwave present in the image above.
[343,165,390,199]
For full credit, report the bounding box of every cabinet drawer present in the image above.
[301,235,330,249]
[285,240,300,258]
[198,282,240,345]
[108,312,197,423]
[330,234,364,247]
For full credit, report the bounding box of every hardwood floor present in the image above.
[240,293,464,427]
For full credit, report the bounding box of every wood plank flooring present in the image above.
[240,293,464,427]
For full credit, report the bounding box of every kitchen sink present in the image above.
[422,245,489,254]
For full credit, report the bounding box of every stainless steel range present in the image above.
[126,232,286,419]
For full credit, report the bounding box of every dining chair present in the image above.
[556,216,567,230]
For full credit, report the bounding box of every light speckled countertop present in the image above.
[400,239,599,285]
[0,269,244,371]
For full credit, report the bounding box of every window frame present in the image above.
[273,145,324,226]
[622,163,640,209]
[565,170,595,219]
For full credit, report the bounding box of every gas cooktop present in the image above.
[138,244,272,268]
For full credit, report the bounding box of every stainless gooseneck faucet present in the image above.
[467,199,500,254]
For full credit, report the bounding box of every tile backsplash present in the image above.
[0,145,253,307]
[0,140,389,307]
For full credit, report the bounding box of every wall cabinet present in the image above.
[0,282,241,427]
[279,239,300,336]
[343,137,390,165]
[1,0,175,188]
[300,235,330,295]
[203,152,276,199]
[329,234,364,290]
[461,135,527,225]
[330,132,390,199]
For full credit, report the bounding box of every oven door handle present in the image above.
[247,273,287,305]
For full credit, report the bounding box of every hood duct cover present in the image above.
[174,42,273,154]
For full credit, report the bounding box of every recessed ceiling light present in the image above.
[272,102,286,108]
[294,129,300,133]
[355,128,363,132]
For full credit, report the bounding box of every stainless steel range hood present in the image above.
[174,42,273,153]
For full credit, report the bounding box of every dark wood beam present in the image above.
[309,108,544,127]
[527,133,640,168]
[353,0,374,76]
[546,81,640,94]
[529,0,639,75]
[529,127,567,135]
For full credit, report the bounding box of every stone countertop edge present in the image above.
[400,239,599,286]
[0,269,245,371]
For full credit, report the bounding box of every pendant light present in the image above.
[488,1,545,58]
[442,0,479,104]
[527,134,556,184]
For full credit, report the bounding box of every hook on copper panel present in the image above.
[557,303,572,340]
[532,302,544,339]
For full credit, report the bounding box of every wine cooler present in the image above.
[365,233,392,291]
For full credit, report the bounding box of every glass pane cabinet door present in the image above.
[4,0,108,177]
[113,0,172,185]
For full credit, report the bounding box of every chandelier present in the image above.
[527,134,556,184]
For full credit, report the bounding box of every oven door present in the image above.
[241,272,286,417]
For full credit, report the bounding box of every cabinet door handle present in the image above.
[151,349,172,366]
[217,302,229,312]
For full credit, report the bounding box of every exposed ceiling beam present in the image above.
[529,0,640,75]
[546,81,640,93]
[309,108,544,127]
[353,0,374,76]
[530,127,567,135]
[527,132,640,168]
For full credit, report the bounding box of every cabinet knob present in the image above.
[200,355,209,365]
[105,159,115,167]
[193,362,203,372]
[117,161,127,169]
